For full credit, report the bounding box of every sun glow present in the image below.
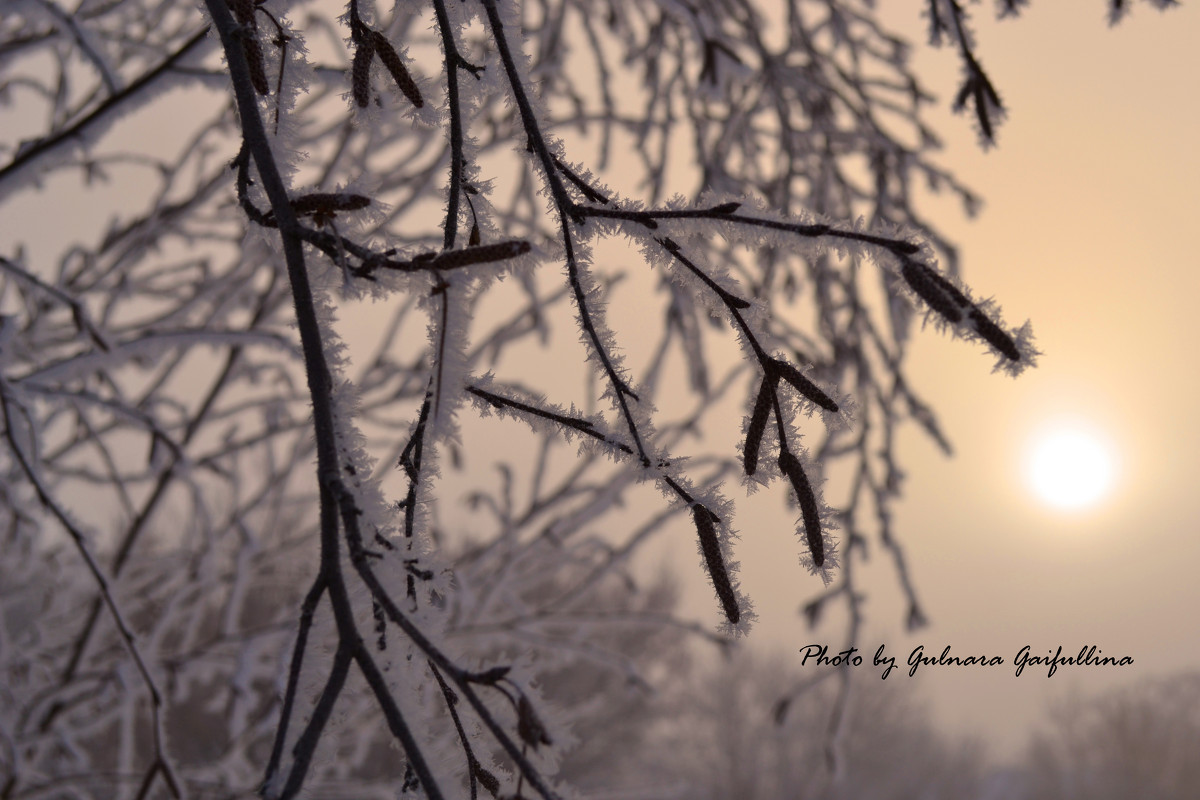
[1026,427,1118,511]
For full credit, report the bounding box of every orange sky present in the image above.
[722,0,1200,760]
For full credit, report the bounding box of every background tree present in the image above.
[641,649,986,800]
[1014,673,1200,800]
[0,0,1168,798]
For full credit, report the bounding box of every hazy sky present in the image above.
[4,0,1196,771]
[720,1,1200,760]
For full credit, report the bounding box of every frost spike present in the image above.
[779,451,824,567]
[692,505,740,623]
[743,376,774,475]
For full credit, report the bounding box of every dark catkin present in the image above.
[371,31,423,108]
[430,240,530,270]
[955,69,1003,143]
[472,764,500,795]
[517,695,552,748]
[227,0,254,25]
[555,157,610,204]
[226,0,269,95]
[351,37,375,108]
[902,259,1020,362]
[773,359,838,412]
[693,505,740,624]
[371,598,386,651]
[743,377,774,476]
[969,308,1021,361]
[901,259,963,323]
[242,36,269,96]
[779,451,824,567]
[291,193,371,216]
[470,665,511,684]
[923,265,971,306]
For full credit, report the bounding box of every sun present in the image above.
[1026,427,1117,511]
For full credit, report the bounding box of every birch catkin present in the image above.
[779,451,824,567]
[371,31,423,108]
[693,505,739,623]
[351,36,375,108]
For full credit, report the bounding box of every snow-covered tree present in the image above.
[0,1,1170,798]
[1015,673,1200,800]
[639,648,986,800]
